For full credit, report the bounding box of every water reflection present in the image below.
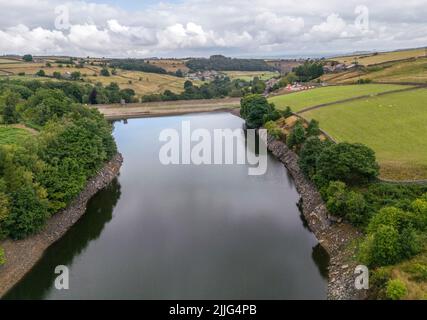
[4,178,122,299]
[4,112,329,300]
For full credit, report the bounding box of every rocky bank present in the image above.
[266,135,367,300]
[0,153,123,298]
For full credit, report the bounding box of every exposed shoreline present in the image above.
[265,135,365,300]
[94,98,241,120]
[229,108,366,299]
[0,153,123,298]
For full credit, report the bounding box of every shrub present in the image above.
[299,136,329,178]
[407,263,427,281]
[324,181,370,225]
[287,120,306,150]
[367,207,405,233]
[314,142,379,186]
[306,119,320,137]
[100,68,110,77]
[369,267,391,299]
[410,196,427,230]
[264,121,283,140]
[399,226,421,259]
[365,225,402,267]
[386,279,407,300]
[35,70,46,77]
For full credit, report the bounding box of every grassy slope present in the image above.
[268,84,409,112]
[0,61,188,97]
[321,58,427,84]
[333,48,426,66]
[0,126,31,145]
[300,88,427,180]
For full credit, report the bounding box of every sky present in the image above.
[0,0,426,58]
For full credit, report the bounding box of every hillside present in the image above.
[322,48,427,84]
[0,57,188,98]
[331,48,426,66]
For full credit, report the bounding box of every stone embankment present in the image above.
[266,136,366,300]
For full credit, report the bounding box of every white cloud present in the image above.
[0,0,426,57]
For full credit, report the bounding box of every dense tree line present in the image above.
[293,61,324,82]
[0,79,117,241]
[109,59,167,74]
[0,79,137,109]
[186,55,275,72]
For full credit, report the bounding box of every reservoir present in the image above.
[4,112,328,299]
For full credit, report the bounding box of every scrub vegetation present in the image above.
[0,79,117,242]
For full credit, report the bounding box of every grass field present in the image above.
[321,57,427,84]
[0,126,32,145]
[268,84,410,112]
[300,88,427,180]
[85,69,188,97]
[146,59,189,73]
[0,60,189,97]
[333,48,426,66]
[224,71,279,81]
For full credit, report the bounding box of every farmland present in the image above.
[332,48,426,66]
[299,88,427,180]
[322,57,427,84]
[145,59,189,73]
[224,71,279,81]
[0,59,189,97]
[268,84,410,112]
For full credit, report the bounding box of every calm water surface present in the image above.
[5,112,328,299]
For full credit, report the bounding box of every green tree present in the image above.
[287,120,306,150]
[100,68,110,77]
[36,69,46,77]
[22,54,33,62]
[70,71,81,80]
[314,142,379,186]
[240,94,274,129]
[2,90,20,124]
[306,119,320,137]
[53,71,62,79]
[299,136,329,178]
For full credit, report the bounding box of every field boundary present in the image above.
[296,85,423,115]
[294,112,427,185]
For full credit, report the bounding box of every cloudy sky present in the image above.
[0,0,426,58]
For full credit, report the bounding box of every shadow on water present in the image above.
[3,178,122,300]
